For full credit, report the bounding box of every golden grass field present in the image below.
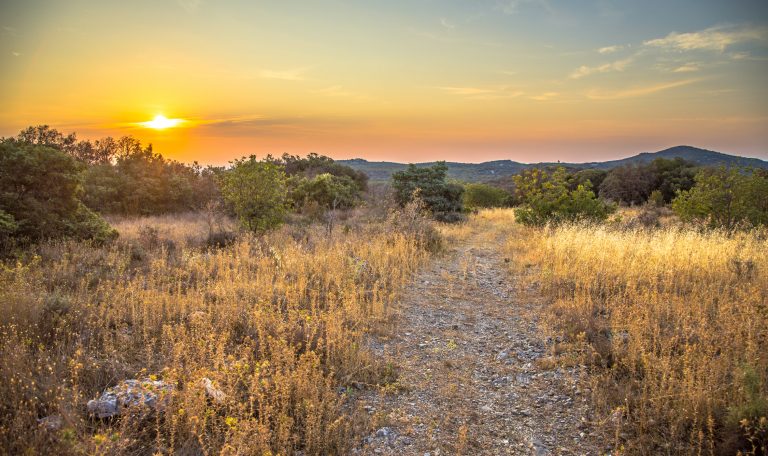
[1,206,766,455]
[505,210,768,454]
[0,208,434,455]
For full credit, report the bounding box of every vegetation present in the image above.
[672,167,768,230]
[0,208,434,454]
[462,183,510,209]
[391,162,464,221]
[513,167,615,226]
[218,156,288,232]
[0,140,116,246]
[599,158,697,205]
[506,220,768,454]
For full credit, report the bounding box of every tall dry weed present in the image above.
[0,211,431,454]
[506,222,768,454]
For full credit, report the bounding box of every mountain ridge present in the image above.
[339,146,768,182]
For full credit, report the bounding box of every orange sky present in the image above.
[1,0,767,164]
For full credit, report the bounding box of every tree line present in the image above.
[0,126,368,250]
[2,124,766,251]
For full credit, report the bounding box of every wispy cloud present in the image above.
[177,0,202,13]
[586,78,702,100]
[570,57,633,79]
[598,45,624,54]
[12,51,21,57]
[440,18,455,29]
[436,86,524,99]
[644,25,768,52]
[258,68,309,81]
[529,92,558,101]
[672,63,700,73]
[496,0,552,15]
[2,26,17,37]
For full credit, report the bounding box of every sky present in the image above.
[1,0,767,165]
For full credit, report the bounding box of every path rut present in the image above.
[355,220,605,455]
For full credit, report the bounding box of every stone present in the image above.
[202,377,226,404]
[87,378,173,418]
[37,415,63,431]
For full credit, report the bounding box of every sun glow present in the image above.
[141,114,183,130]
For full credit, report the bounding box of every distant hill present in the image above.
[340,146,768,182]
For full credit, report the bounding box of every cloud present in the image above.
[586,78,702,100]
[191,115,365,136]
[529,92,558,101]
[436,86,524,99]
[644,25,768,52]
[598,45,624,54]
[570,57,633,79]
[177,0,202,13]
[496,0,552,15]
[12,51,21,57]
[672,63,700,73]
[258,68,309,81]
[440,18,455,29]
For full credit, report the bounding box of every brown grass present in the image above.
[0,209,432,455]
[504,212,768,454]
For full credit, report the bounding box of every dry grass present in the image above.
[505,216,768,454]
[0,209,432,455]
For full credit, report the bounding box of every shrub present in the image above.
[513,167,615,226]
[391,162,463,220]
[0,141,116,245]
[289,173,361,210]
[462,183,510,209]
[672,167,768,230]
[218,156,288,232]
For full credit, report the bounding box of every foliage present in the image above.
[219,156,288,232]
[0,141,116,245]
[391,162,464,219]
[672,167,768,230]
[599,158,697,205]
[289,173,361,210]
[462,183,510,209]
[513,167,615,226]
[11,126,221,216]
[272,153,368,191]
[599,164,656,205]
[568,168,608,193]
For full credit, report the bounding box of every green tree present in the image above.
[514,167,615,226]
[219,156,287,232]
[599,164,656,205]
[391,162,463,220]
[0,140,116,244]
[462,183,510,209]
[289,173,360,210]
[672,167,768,230]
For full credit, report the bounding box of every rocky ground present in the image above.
[353,220,607,455]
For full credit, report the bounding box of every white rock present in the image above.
[202,377,226,404]
[87,378,173,418]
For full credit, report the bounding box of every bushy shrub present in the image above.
[462,183,510,209]
[289,173,361,210]
[672,167,768,230]
[218,156,288,232]
[513,167,615,226]
[392,162,463,220]
[0,141,116,245]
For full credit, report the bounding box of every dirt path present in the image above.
[355,218,604,455]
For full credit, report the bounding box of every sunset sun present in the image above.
[141,114,183,130]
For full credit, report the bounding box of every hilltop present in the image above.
[340,146,768,182]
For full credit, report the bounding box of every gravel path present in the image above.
[354,221,605,455]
